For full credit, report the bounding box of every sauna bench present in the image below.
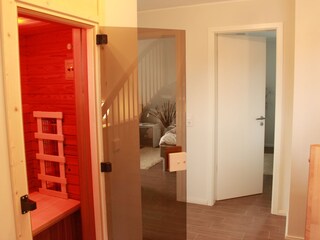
[29,192,80,236]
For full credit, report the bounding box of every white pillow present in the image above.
[159,132,176,145]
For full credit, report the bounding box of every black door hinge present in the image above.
[96,34,108,45]
[21,195,37,214]
[101,162,112,173]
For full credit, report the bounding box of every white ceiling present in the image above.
[138,0,237,11]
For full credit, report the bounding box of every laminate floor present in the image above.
[141,161,186,240]
[187,175,286,240]
[141,161,285,240]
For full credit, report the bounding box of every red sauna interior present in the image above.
[19,16,82,239]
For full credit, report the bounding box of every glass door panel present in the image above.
[138,28,187,240]
[100,26,142,240]
[100,27,186,240]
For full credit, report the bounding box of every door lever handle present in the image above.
[256,116,266,120]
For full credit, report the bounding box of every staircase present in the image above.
[138,39,168,109]
[101,38,173,127]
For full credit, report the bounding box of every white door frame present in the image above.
[208,23,284,215]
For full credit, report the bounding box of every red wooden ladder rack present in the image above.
[33,111,68,199]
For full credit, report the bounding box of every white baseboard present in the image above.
[276,209,287,216]
[285,235,304,240]
[187,197,213,206]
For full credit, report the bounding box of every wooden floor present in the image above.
[141,160,286,240]
[187,175,286,240]
[141,161,186,240]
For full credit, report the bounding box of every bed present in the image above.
[159,127,176,146]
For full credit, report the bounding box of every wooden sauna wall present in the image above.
[19,23,81,200]
[305,145,320,240]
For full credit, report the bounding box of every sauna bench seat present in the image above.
[29,192,80,236]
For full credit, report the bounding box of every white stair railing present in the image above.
[138,40,166,109]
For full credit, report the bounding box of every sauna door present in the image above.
[138,28,187,240]
[99,27,187,240]
[99,27,142,240]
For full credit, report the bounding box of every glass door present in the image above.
[100,27,186,240]
[100,26,142,240]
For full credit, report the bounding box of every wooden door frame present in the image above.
[73,28,96,240]
[1,4,105,239]
[138,28,186,201]
[208,23,284,215]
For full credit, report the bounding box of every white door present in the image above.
[217,34,266,200]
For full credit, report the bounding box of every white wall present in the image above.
[288,0,320,238]
[138,0,295,214]
[100,0,137,26]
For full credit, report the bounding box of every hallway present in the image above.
[141,160,285,240]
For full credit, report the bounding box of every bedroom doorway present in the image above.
[138,28,186,239]
[209,24,283,215]
[216,31,276,200]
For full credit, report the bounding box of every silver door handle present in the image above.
[256,116,266,120]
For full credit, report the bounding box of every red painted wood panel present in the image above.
[33,210,82,240]
[19,24,80,200]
